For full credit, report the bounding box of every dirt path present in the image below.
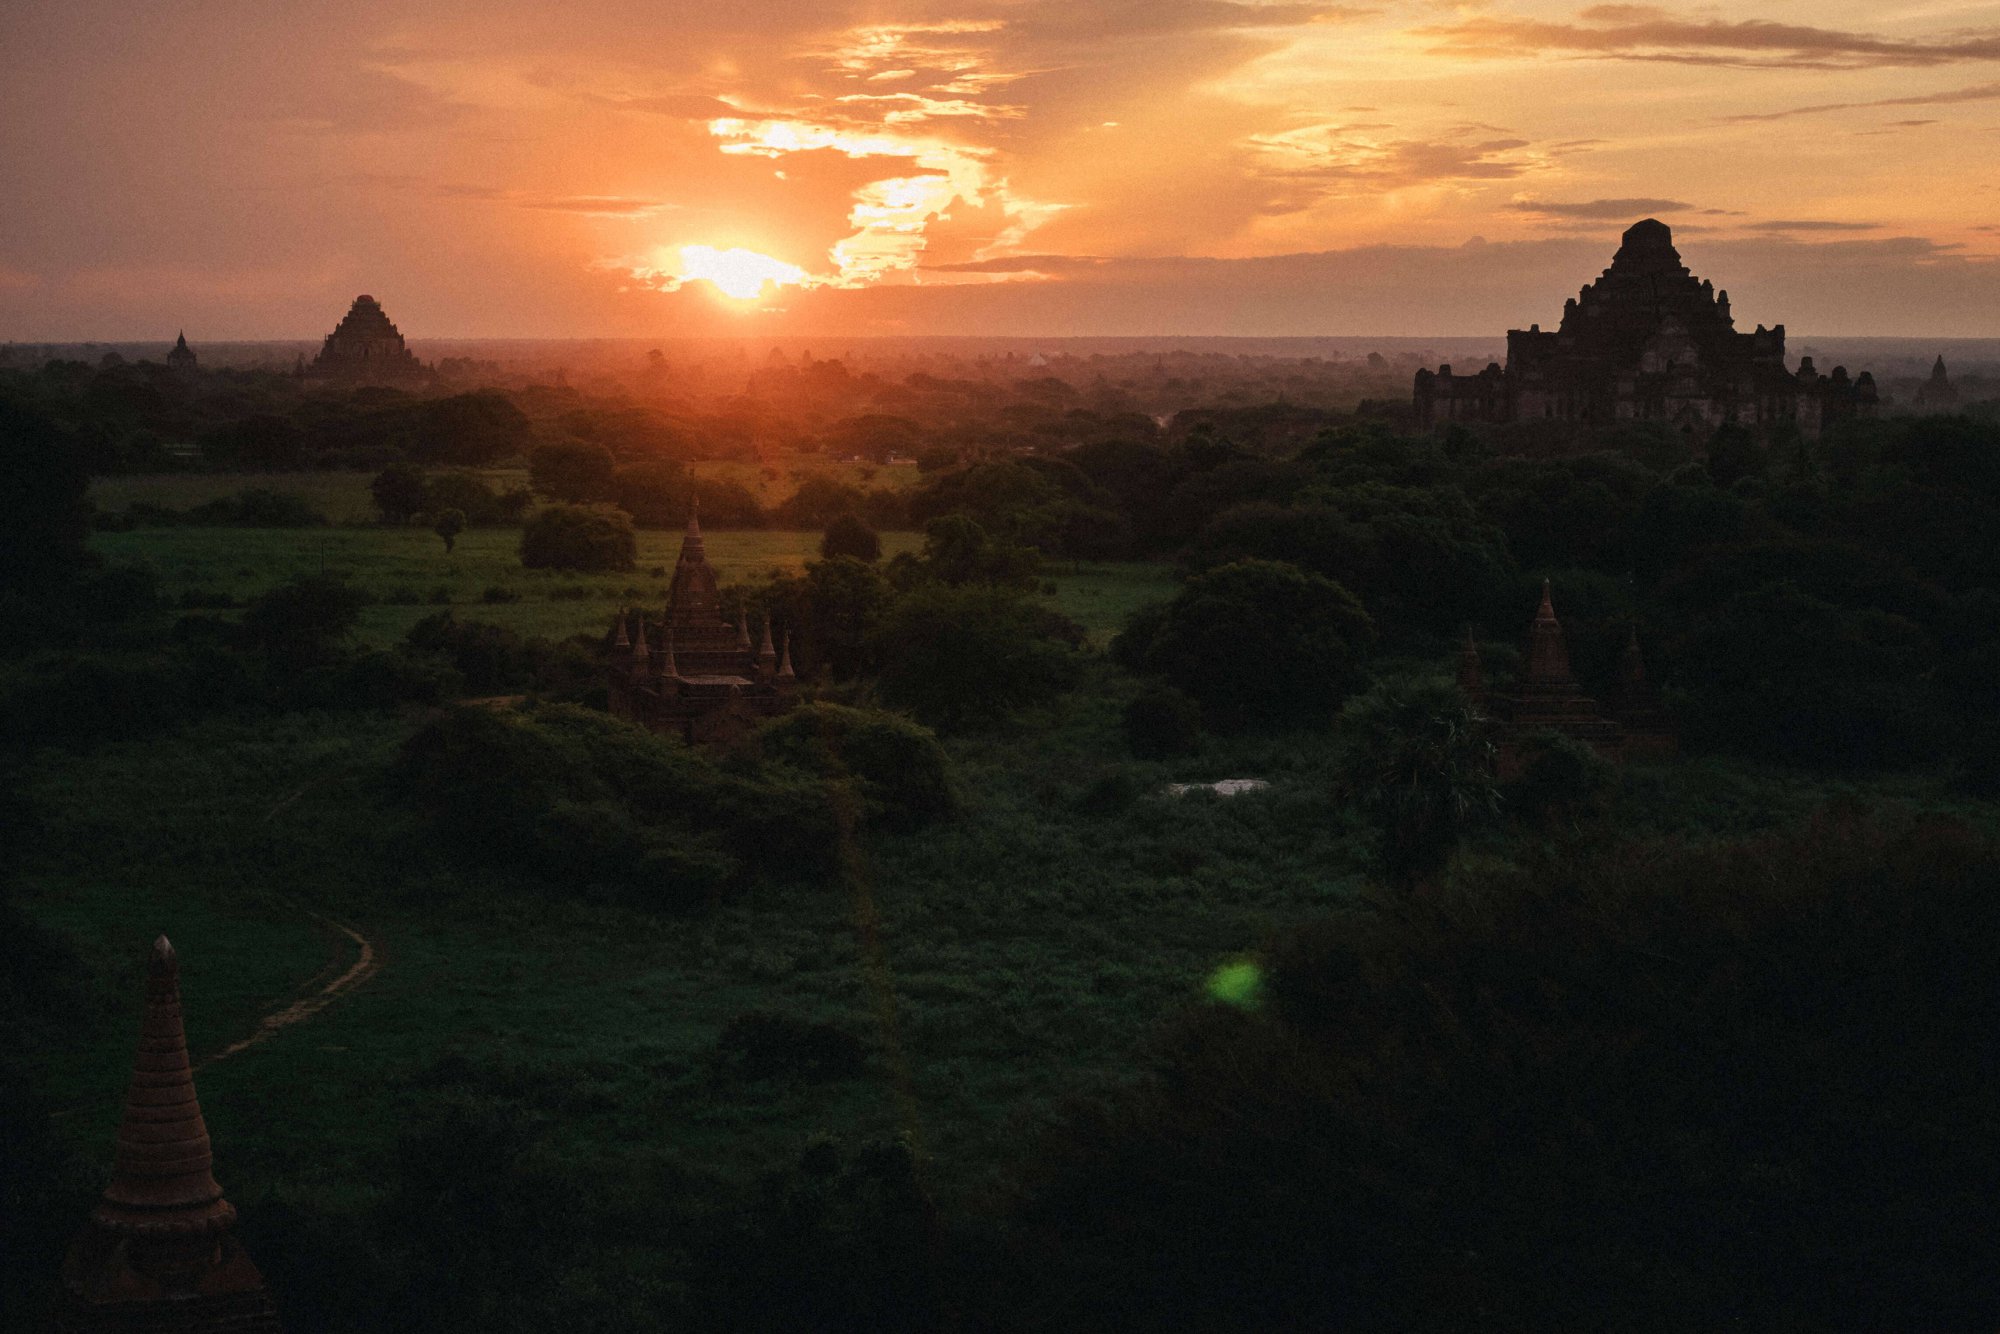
[195,911,381,1070]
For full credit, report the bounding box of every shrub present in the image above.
[1334,675,1499,887]
[1119,559,1375,730]
[713,1012,869,1083]
[757,703,956,829]
[519,504,636,572]
[239,574,367,669]
[529,441,616,502]
[870,585,1082,731]
[393,704,836,906]
[1507,728,1617,827]
[1122,684,1202,759]
[820,513,881,563]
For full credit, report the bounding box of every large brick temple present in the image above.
[57,937,283,1333]
[305,294,426,385]
[607,508,796,745]
[1415,219,1877,436]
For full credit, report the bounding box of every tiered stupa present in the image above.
[165,332,197,375]
[607,506,797,745]
[1416,219,1877,437]
[1915,355,1959,411]
[57,937,282,1332]
[306,295,425,385]
[1461,583,1673,777]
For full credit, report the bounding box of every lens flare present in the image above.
[1207,960,1265,1011]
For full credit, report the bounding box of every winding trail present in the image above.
[194,910,382,1070]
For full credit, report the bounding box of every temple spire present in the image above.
[737,606,753,651]
[631,617,649,659]
[613,613,631,651]
[663,629,679,679]
[1457,626,1484,703]
[59,937,281,1329]
[778,630,796,682]
[757,615,777,681]
[1525,580,1574,684]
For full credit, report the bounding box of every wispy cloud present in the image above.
[1721,80,2000,122]
[1509,196,1697,218]
[1418,7,2000,70]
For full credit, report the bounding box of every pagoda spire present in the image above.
[663,628,679,679]
[1524,580,1574,684]
[59,937,280,1328]
[737,606,753,651]
[631,617,650,660]
[613,613,631,651]
[777,629,796,682]
[1457,626,1485,704]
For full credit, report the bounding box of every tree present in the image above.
[519,505,636,572]
[372,462,430,524]
[529,441,616,503]
[433,508,466,554]
[1334,675,1500,887]
[239,574,367,670]
[1117,559,1375,730]
[0,398,92,594]
[414,392,531,465]
[904,515,1039,588]
[821,513,881,563]
[870,585,1081,731]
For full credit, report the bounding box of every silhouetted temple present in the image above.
[307,295,425,385]
[166,332,197,375]
[57,937,282,1333]
[1416,220,1877,437]
[607,508,796,745]
[1461,582,1674,778]
[1916,355,1959,411]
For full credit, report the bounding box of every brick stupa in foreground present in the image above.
[57,936,282,1333]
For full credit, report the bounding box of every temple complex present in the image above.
[57,937,282,1333]
[1461,582,1675,777]
[1415,219,1877,437]
[166,332,197,375]
[306,295,426,385]
[607,508,796,745]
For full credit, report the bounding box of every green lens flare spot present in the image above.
[1207,960,1264,1011]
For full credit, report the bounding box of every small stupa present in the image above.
[56,937,282,1332]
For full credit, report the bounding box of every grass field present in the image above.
[89,526,1172,648]
[88,457,918,525]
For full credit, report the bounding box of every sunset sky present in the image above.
[6,0,2000,339]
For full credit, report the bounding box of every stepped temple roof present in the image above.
[1416,219,1876,438]
[307,294,425,384]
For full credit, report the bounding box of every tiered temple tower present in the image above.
[57,937,282,1333]
[166,332,197,375]
[1463,583,1674,777]
[1916,355,1959,411]
[1415,219,1877,437]
[306,295,425,385]
[607,507,796,745]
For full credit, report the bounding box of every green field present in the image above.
[89,525,1171,648]
[88,457,917,526]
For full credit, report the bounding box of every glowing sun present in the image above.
[675,245,810,300]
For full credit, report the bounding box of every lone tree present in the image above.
[433,507,466,554]
[1116,559,1375,730]
[519,504,636,572]
[1334,675,1499,888]
[820,513,881,563]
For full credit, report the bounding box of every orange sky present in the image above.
[4,0,2000,338]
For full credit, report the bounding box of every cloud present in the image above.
[1417,8,2000,70]
[1509,196,1698,218]
[1745,220,1882,232]
[598,93,743,120]
[1250,125,1540,187]
[516,196,673,217]
[1721,80,2000,123]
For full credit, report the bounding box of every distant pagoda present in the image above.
[307,294,425,385]
[57,937,282,1332]
[165,331,197,375]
